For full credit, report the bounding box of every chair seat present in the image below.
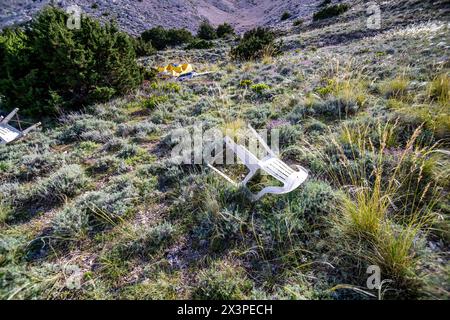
[0,124,21,144]
[261,157,296,183]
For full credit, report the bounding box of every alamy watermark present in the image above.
[65,4,82,30]
[169,123,281,165]
[366,265,393,299]
[366,2,381,30]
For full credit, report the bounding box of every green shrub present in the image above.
[281,11,292,21]
[142,95,169,108]
[141,27,193,50]
[151,82,181,93]
[293,19,304,26]
[90,87,116,102]
[133,37,156,57]
[313,4,349,21]
[0,7,142,115]
[250,83,271,94]
[186,39,214,50]
[319,0,331,6]
[166,28,193,46]
[141,26,167,50]
[197,21,217,40]
[230,27,280,61]
[239,79,253,87]
[216,23,235,38]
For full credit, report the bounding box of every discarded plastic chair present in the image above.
[157,63,212,81]
[177,71,213,82]
[0,108,41,145]
[157,63,193,78]
[208,124,308,201]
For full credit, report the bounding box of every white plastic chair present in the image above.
[0,108,41,145]
[208,124,308,201]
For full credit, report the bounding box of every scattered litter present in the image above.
[157,63,213,81]
[0,108,41,144]
[207,124,308,201]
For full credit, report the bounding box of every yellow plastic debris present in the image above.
[157,63,193,78]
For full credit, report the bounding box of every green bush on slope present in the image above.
[230,27,281,61]
[313,4,349,21]
[141,26,193,50]
[0,7,142,115]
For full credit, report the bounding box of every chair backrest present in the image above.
[224,136,260,165]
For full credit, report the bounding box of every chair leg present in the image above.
[21,122,41,136]
[242,168,257,186]
[1,108,19,124]
[252,185,287,202]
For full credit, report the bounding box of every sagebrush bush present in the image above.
[3,165,88,220]
[89,156,124,174]
[120,272,183,299]
[53,176,138,238]
[117,121,157,138]
[58,115,116,143]
[16,152,64,181]
[230,27,280,61]
[277,124,302,146]
[0,7,142,115]
[31,164,89,206]
[288,97,360,123]
[192,260,253,299]
[257,179,338,248]
[115,222,176,259]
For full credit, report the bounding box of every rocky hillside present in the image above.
[1,0,321,35]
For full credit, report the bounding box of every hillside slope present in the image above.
[1,0,320,34]
[0,0,449,300]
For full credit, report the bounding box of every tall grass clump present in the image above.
[428,73,449,106]
[316,120,444,297]
[379,75,410,100]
